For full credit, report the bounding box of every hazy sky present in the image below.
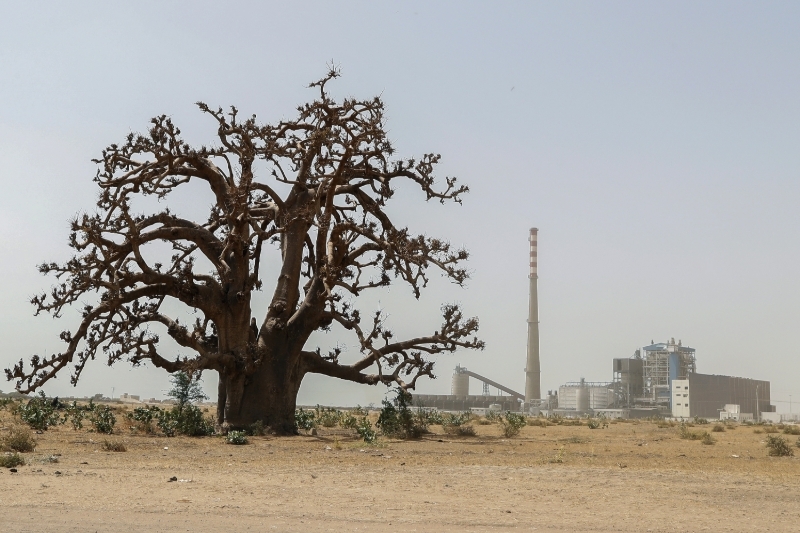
[2,2,799,412]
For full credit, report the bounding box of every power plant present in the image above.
[412,227,779,421]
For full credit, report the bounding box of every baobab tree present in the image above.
[6,70,484,433]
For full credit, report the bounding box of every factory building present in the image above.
[640,339,696,408]
[557,379,614,411]
[671,373,774,419]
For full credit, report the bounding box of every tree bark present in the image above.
[217,345,305,435]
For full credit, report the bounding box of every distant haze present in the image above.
[1,2,799,412]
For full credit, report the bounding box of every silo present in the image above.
[452,367,469,396]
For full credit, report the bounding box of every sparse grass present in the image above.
[712,424,726,433]
[527,418,550,427]
[0,453,25,468]
[753,429,764,434]
[102,439,127,452]
[477,418,493,425]
[701,432,716,445]
[766,435,794,457]
[657,421,676,429]
[1,426,36,452]
[559,436,588,444]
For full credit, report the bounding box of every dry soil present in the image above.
[2,411,799,533]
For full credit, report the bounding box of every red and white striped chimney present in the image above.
[529,228,538,278]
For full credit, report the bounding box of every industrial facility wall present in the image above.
[688,373,774,419]
[413,394,519,412]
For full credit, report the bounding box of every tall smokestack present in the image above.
[524,227,541,404]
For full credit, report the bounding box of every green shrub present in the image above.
[356,417,377,443]
[226,430,248,445]
[315,406,341,428]
[501,412,527,438]
[1,427,36,452]
[700,432,716,445]
[712,424,725,432]
[693,416,709,425]
[457,425,476,436]
[157,409,180,437]
[440,412,470,435]
[0,453,25,468]
[587,418,602,430]
[89,404,116,434]
[782,425,800,436]
[63,401,87,430]
[127,406,161,433]
[766,435,793,457]
[17,391,61,431]
[295,408,316,431]
[339,411,358,429]
[485,410,502,423]
[176,405,214,436]
[376,388,424,439]
[762,425,779,434]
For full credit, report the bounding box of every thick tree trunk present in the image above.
[216,348,306,435]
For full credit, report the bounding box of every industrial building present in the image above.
[671,373,774,420]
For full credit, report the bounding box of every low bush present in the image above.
[356,417,377,443]
[17,391,61,431]
[226,430,248,445]
[63,401,87,430]
[501,412,527,438]
[295,408,316,432]
[1,427,36,453]
[127,406,161,433]
[440,413,471,435]
[782,425,800,436]
[457,425,476,437]
[712,424,726,433]
[88,403,117,434]
[762,426,779,434]
[376,388,424,439]
[693,416,709,425]
[0,453,25,468]
[678,423,703,440]
[315,406,341,428]
[766,435,793,457]
[485,410,502,423]
[339,411,359,430]
[587,418,603,430]
[700,432,716,445]
[156,405,213,437]
[101,439,127,452]
[528,418,550,427]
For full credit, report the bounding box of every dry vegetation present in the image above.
[1,405,800,532]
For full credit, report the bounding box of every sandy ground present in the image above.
[2,413,800,533]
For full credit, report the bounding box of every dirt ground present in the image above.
[2,410,800,533]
